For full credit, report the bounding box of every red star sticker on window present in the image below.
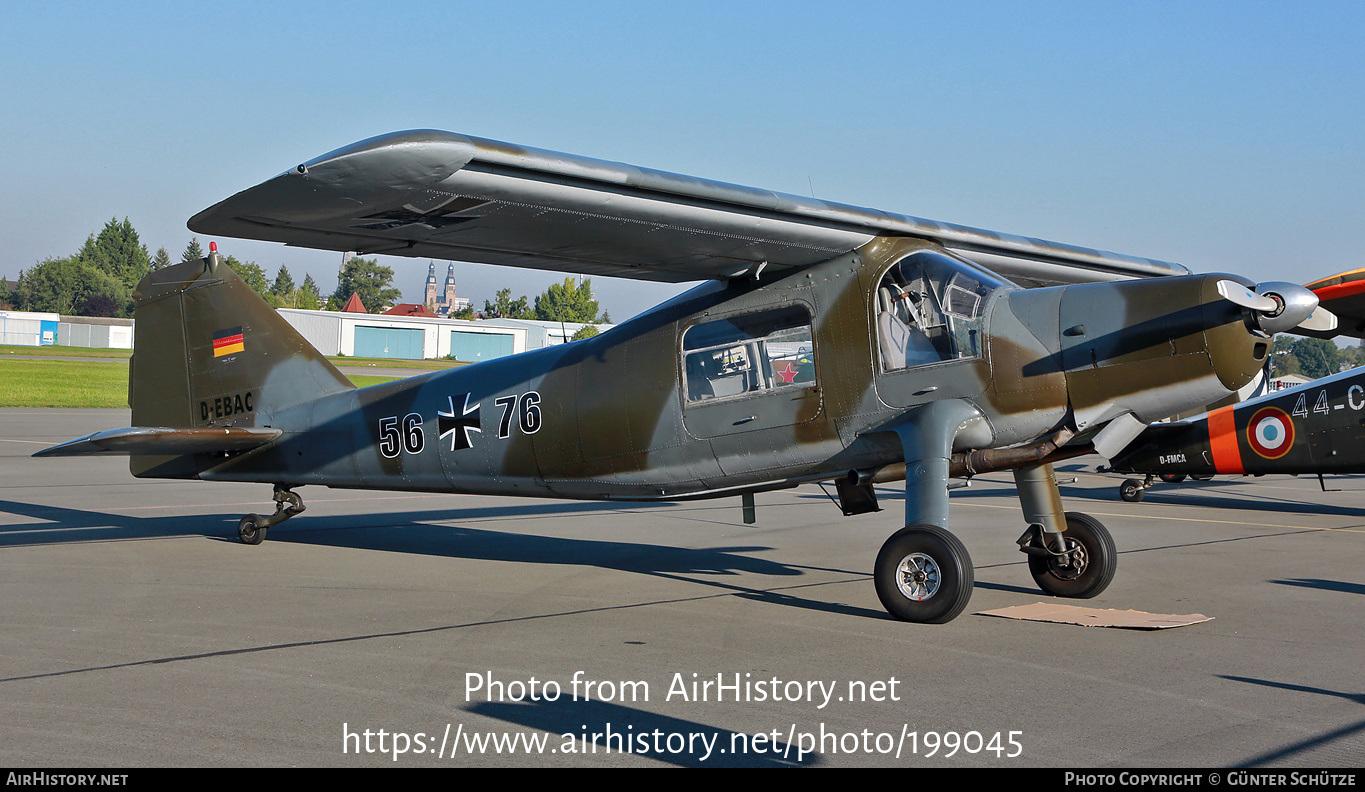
[773,361,798,384]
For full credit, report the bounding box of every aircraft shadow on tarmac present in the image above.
[847,474,1365,520]
[1218,675,1365,767]
[1269,578,1365,596]
[0,497,639,544]
[793,462,1365,520]
[467,698,818,767]
[795,477,1365,598]
[796,477,1365,526]
[0,498,892,622]
[966,580,1044,596]
[275,516,891,621]
[1063,486,1365,519]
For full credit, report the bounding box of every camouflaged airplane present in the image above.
[34,130,1339,623]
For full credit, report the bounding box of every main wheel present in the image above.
[874,525,974,623]
[238,514,267,545]
[1160,473,1186,484]
[1119,479,1144,502]
[1028,512,1115,598]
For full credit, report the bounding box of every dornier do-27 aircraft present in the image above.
[36,130,1338,623]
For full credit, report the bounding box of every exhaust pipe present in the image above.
[848,428,1088,485]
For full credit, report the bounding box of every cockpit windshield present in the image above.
[875,251,1010,372]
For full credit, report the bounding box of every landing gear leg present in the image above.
[874,400,984,623]
[1015,463,1116,598]
[237,485,306,545]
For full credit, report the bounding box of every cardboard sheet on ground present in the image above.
[977,602,1212,629]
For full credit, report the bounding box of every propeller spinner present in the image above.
[1216,279,1337,334]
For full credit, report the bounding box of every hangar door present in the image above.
[354,326,425,359]
[450,331,514,363]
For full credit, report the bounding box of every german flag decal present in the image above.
[213,326,245,357]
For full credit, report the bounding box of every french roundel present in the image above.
[1247,407,1295,459]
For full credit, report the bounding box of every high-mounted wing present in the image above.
[190,130,1188,287]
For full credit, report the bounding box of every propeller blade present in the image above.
[1217,279,1277,312]
[1296,305,1339,333]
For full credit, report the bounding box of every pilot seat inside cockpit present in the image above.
[875,251,1005,372]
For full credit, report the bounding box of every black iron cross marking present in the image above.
[352,208,474,231]
[438,393,481,451]
[352,197,489,232]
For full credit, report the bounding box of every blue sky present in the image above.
[2,1,1362,320]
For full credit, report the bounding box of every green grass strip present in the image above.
[0,359,131,408]
[0,345,471,369]
[0,358,403,408]
[328,356,471,370]
[346,375,401,388]
[0,344,132,359]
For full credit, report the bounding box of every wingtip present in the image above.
[31,433,102,457]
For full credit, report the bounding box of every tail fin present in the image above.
[127,248,353,475]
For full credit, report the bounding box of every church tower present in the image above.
[442,264,458,312]
[423,262,438,311]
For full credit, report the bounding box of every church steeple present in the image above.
[424,262,438,310]
[443,264,458,310]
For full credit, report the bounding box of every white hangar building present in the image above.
[277,309,607,362]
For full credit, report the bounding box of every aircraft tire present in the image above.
[1160,473,1186,484]
[1028,512,1115,599]
[1119,479,1144,503]
[874,525,974,624]
[238,514,267,545]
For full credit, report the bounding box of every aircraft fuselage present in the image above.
[185,237,1267,502]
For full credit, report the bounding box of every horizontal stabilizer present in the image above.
[33,426,282,458]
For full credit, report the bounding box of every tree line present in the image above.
[325,257,609,339]
[12,220,1365,364]
[481,279,610,341]
[1272,335,1365,380]
[4,219,611,339]
[5,219,324,316]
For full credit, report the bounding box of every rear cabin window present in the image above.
[683,307,815,403]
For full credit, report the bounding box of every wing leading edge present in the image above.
[189,129,1189,286]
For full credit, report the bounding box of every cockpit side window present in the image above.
[876,251,1006,372]
[682,306,815,403]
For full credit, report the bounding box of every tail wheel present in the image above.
[1119,479,1144,502]
[874,525,974,623]
[238,514,267,545]
[1028,512,1116,598]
